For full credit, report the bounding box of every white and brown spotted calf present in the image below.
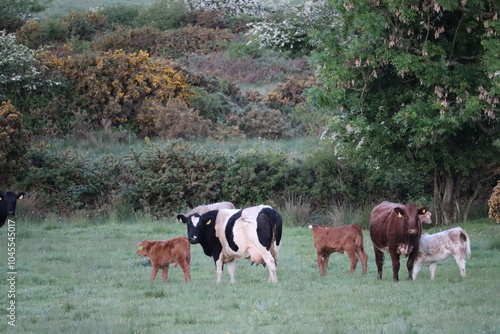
[412,227,471,280]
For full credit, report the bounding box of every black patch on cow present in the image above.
[460,231,467,242]
[226,210,242,252]
[257,208,274,250]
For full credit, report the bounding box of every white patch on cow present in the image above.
[191,216,200,227]
[397,243,413,257]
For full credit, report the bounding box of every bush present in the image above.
[137,97,212,139]
[124,141,230,216]
[162,25,233,57]
[182,9,226,29]
[64,11,110,40]
[0,101,32,185]
[16,18,69,49]
[99,4,141,27]
[91,27,167,54]
[230,108,294,139]
[135,0,187,31]
[40,49,192,133]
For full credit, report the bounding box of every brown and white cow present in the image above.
[412,227,471,280]
[308,224,368,276]
[136,237,191,284]
[369,201,430,281]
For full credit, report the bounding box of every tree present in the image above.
[309,0,499,224]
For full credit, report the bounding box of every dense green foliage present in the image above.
[0,0,498,222]
[309,0,500,224]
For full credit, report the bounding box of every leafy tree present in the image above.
[309,0,499,224]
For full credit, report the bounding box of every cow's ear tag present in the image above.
[178,218,182,223]
[18,195,23,200]
[206,219,212,225]
[397,212,403,218]
[138,246,144,251]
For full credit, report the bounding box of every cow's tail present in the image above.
[262,208,283,264]
[459,227,471,259]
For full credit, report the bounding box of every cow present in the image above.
[0,191,24,228]
[308,224,368,276]
[183,202,236,217]
[177,205,282,283]
[369,201,430,281]
[412,227,471,280]
[136,237,191,284]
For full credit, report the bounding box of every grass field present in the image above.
[1,216,499,333]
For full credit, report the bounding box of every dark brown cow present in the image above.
[136,237,191,284]
[308,224,368,276]
[369,201,430,281]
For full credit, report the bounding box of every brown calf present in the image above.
[136,237,191,284]
[308,224,368,276]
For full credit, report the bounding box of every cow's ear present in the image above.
[394,208,404,218]
[418,207,428,215]
[177,215,187,224]
[17,192,24,200]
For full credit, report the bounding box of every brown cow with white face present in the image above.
[369,201,430,281]
[136,237,191,284]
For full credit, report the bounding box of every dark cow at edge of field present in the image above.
[0,191,24,228]
[412,227,471,280]
[182,202,236,217]
[177,205,282,283]
[369,201,430,281]
[308,224,368,276]
[136,237,191,284]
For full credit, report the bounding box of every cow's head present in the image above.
[136,240,152,257]
[178,212,215,244]
[0,191,24,217]
[393,205,428,235]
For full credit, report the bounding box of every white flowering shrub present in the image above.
[245,0,334,53]
[0,31,41,100]
[185,0,273,17]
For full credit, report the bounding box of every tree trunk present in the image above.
[433,169,461,225]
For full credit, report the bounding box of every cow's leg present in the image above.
[429,262,437,279]
[346,249,358,276]
[374,247,384,280]
[161,266,169,284]
[150,264,159,284]
[319,253,329,276]
[412,259,423,280]
[406,251,418,280]
[179,260,191,282]
[227,260,237,284]
[356,247,368,275]
[214,257,224,283]
[389,251,401,281]
[261,252,277,283]
[453,254,467,277]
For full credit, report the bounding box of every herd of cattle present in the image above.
[138,200,472,284]
[0,192,471,284]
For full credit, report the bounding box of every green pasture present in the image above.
[1,217,499,333]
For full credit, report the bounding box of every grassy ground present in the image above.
[1,217,499,333]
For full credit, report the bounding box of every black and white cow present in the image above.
[0,191,24,228]
[177,205,282,283]
[182,201,235,217]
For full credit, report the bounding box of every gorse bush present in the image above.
[40,49,192,133]
[0,101,32,185]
